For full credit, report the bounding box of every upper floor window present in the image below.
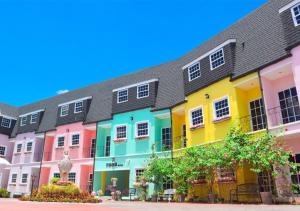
[74,101,83,113]
[16,143,22,153]
[0,146,6,157]
[30,113,38,124]
[21,173,28,184]
[213,96,230,120]
[278,87,300,124]
[1,117,11,128]
[210,48,225,70]
[116,125,127,140]
[20,116,27,126]
[68,172,76,183]
[11,174,17,183]
[117,89,128,103]
[162,127,172,151]
[60,105,69,117]
[136,121,149,138]
[188,62,201,81]
[190,107,204,128]
[137,84,149,99]
[250,99,266,131]
[71,134,80,146]
[26,142,33,152]
[292,3,300,26]
[57,136,65,148]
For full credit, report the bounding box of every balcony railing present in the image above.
[239,115,267,133]
[267,106,300,128]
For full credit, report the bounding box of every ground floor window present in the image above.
[163,177,173,190]
[290,154,300,195]
[88,174,93,193]
[135,169,145,182]
[68,172,76,183]
[11,174,17,183]
[53,173,60,179]
[162,127,172,151]
[218,168,236,182]
[258,171,275,193]
[21,173,28,184]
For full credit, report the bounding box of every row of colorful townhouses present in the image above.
[0,0,300,201]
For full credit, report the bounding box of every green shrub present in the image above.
[50,177,59,185]
[0,188,10,198]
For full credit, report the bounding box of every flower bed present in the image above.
[20,184,101,203]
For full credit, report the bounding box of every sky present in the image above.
[0,0,267,106]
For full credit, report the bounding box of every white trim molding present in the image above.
[279,0,300,13]
[182,39,236,70]
[112,79,158,92]
[58,96,92,107]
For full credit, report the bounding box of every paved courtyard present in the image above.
[0,198,299,211]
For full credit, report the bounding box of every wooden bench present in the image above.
[230,183,261,203]
[157,189,176,202]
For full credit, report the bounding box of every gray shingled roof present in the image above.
[0,0,297,136]
[0,102,18,118]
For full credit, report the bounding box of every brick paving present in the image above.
[0,198,300,211]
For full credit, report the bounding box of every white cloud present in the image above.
[56,89,69,95]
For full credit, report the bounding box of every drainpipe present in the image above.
[169,108,174,161]
[37,132,46,190]
[91,123,98,193]
[258,71,269,131]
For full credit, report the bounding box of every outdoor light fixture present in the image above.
[205,94,210,99]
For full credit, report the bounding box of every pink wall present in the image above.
[0,134,13,162]
[292,46,300,97]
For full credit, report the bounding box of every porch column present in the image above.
[291,45,300,97]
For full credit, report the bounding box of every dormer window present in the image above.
[74,101,83,113]
[1,117,11,128]
[292,3,300,26]
[20,116,27,126]
[210,48,225,70]
[137,84,149,99]
[30,113,38,124]
[117,89,128,103]
[188,62,201,81]
[60,104,69,117]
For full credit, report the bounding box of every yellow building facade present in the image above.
[172,72,266,201]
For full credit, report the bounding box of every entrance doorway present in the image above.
[104,170,130,196]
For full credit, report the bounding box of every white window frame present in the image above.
[21,173,29,184]
[70,133,80,146]
[11,173,17,184]
[25,141,33,153]
[137,83,150,99]
[56,136,65,148]
[30,113,38,124]
[135,121,150,138]
[0,145,7,157]
[188,62,201,81]
[1,117,11,128]
[60,104,69,117]
[291,3,300,26]
[115,124,127,140]
[209,48,225,70]
[74,101,84,114]
[189,106,204,128]
[20,116,27,126]
[213,96,231,121]
[15,143,22,153]
[117,89,128,103]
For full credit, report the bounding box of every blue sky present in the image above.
[0,0,267,106]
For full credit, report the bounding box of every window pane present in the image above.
[278,87,300,124]
[210,49,225,69]
[188,62,201,81]
[250,99,266,131]
[137,84,149,98]
[118,90,128,103]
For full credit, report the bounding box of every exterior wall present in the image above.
[172,73,262,201]
[39,122,96,192]
[7,132,43,196]
[94,108,171,196]
[0,134,14,189]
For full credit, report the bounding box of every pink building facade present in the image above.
[7,132,44,197]
[0,134,14,189]
[260,45,300,196]
[39,122,96,192]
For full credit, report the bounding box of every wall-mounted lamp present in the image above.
[130,116,133,121]
[205,94,210,99]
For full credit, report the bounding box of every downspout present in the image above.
[37,132,46,190]
[258,71,269,131]
[91,123,98,193]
